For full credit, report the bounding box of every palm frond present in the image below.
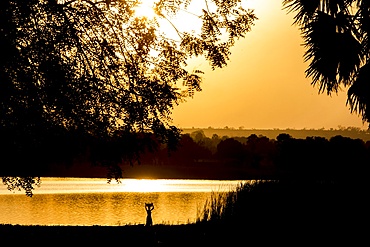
[348,62,370,122]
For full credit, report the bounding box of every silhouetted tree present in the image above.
[276,134,309,178]
[303,136,331,178]
[165,134,212,165]
[245,134,275,169]
[191,130,207,143]
[0,0,257,195]
[283,0,370,127]
[210,134,222,153]
[189,130,219,155]
[216,138,245,164]
[328,135,368,179]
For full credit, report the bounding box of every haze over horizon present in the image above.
[171,0,368,130]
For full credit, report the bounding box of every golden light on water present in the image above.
[121,179,168,192]
[118,179,244,193]
[0,178,244,194]
[0,178,247,225]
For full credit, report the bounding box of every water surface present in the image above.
[0,178,245,226]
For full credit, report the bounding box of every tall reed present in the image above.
[196,180,270,223]
[195,179,350,225]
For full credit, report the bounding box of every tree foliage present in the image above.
[0,0,256,195]
[283,0,370,127]
[139,131,369,180]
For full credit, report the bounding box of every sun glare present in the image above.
[134,0,156,19]
[121,179,168,192]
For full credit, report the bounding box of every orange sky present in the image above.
[170,0,368,130]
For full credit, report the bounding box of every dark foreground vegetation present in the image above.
[0,180,366,246]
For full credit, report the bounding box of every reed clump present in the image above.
[196,180,258,223]
[196,180,278,224]
[194,179,366,245]
[196,179,362,226]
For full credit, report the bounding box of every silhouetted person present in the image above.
[145,203,154,226]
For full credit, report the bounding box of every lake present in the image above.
[0,178,246,226]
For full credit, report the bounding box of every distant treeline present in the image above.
[181,127,370,142]
[138,130,369,180]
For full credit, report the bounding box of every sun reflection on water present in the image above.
[0,177,245,194]
[118,179,243,193]
[120,179,168,192]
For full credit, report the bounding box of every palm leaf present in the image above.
[348,62,370,122]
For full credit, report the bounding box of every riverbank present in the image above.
[0,218,365,246]
[0,223,227,246]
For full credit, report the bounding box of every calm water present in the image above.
[0,178,245,226]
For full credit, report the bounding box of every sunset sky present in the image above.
[170,0,368,130]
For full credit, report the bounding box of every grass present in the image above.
[1,179,366,246]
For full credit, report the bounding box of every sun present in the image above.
[134,0,157,19]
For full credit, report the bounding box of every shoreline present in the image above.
[1,219,362,246]
[0,223,212,246]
